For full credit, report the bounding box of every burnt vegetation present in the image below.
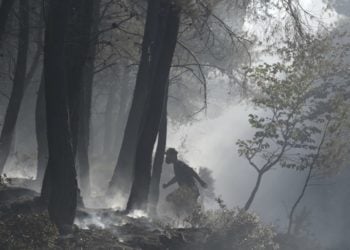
[0,0,349,249]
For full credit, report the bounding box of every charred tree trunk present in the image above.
[65,0,94,156]
[42,0,94,228]
[24,6,44,90]
[112,70,131,156]
[43,0,77,233]
[76,0,101,197]
[41,0,94,215]
[35,73,48,185]
[103,83,118,159]
[126,4,180,212]
[148,84,168,215]
[0,0,15,47]
[107,0,169,197]
[0,0,29,174]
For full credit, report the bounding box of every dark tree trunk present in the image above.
[0,0,15,47]
[244,172,263,211]
[148,84,168,215]
[35,73,48,185]
[0,0,29,174]
[42,0,94,230]
[103,83,118,159]
[65,0,94,156]
[24,6,44,90]
[43,0,77,233]
[107,0,169,197]
[76,0,101,197]
[126,4,180,212]
[112,70,131,156]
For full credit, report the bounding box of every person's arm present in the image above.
[163,176,176,189]
[190,168,207,188]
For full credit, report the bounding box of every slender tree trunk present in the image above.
[24,6,44,90]
[0,0,15,48]
[126,4,180,212]
[35,72,47,185]
[244,172,263,211]
[112,71,131,156]
[287,126,327,234]
[43,0,77,233]
[0,0,29,174]
[287,166,312,234]
[148,84,168,215]
[107,0,168,197]
[103,83,118,159]
[76,0,101,197]
[8,2,43,168]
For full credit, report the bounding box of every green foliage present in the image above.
[237,37,350,174]
[184,202,278,250]
[0,212,58,249]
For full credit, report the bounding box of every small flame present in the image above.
[127,210,148,219]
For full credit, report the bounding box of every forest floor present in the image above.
[0,178,324,250]
[0,180,211,250]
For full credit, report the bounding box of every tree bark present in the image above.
[43,0,77,233]
[112,69,131,157]
[244,172,263,211]
[287,125,327,234]
[76,0,101,197]
[107,0,169,198]
[41,0,94,230]
[287,166,312,234]
[103,83,118,160]
[0,0,15,48]
[35,72,47,184]
[65,0,94,155]
[148,84,168,215]
[24,6,44,90]
[0,0,29,174]
[126,3,180,212]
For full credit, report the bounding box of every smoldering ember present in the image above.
[0,0,350,249]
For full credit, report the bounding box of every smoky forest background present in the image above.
[0,0,350,249]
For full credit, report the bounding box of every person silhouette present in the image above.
[163,148,207,211]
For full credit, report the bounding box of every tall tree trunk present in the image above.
[148,84,168,215]
[107,0,169,198]
[41,0,94,214]
[244,172,263,211]
[43,0,77,233]
[126,4,180,212]
[112,70,131,156]
[103,83,118,159]
[0,0,15,48]
[42,0,94,229]
[9,2,43,169]
[287,126,327,234]
[65,0,94,156]
[0,0,29,174]
[24,5,44,90]
[287,166,312,234]
[76,0,101,197]
[35,72,47,185]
